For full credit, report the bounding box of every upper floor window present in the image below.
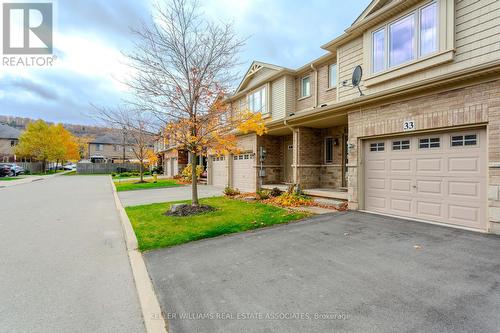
[301,76,311,97]
[96,144,103,151]
[372,2,438,74]
[328,64,337,88]
[10,140,17,147]
[248,87,267,113]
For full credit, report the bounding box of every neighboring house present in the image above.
[88,133,136,163]
[154,138,188,177]
[0,123,21,162]
[208,0,500,234]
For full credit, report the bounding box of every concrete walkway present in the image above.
[0,176,145,332]
[118,185,223,207]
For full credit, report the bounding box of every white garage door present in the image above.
[232,153,256,193]
[172,158,178,176]
[211,156,228,187]
[364,129,487,230]
[164,158,170,177]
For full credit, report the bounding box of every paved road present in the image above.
[145,211,500,333]
[118,185,223,207]
[0,176,144,333]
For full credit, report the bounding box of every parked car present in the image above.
[63,163,77,171]
[0,164,13,177]
[8,164,24,176]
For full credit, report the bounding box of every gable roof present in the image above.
[90,133,130,145]
[352,0,394,25]
[0,123,21,139]
[234,61,286,94]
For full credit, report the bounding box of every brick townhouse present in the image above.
[207,0,500,234]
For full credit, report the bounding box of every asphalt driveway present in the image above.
[144,211,500,333]
[0,176,144,332]
[118,185,223,207]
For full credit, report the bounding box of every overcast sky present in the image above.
[0,0,371,125]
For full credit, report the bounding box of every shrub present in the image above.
[111,172,117,177]
[181,164,204,181]
[266,192,312,207]
[270,187,282,197]
[256,189,271,200]
[223,186,240,197]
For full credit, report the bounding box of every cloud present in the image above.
[0,0,372,125]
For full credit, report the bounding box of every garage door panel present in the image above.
[416,180,442,195]
[416,201,443,218]
[211,157,228,187]
[448,181,480,199]
[390,179,412,192]
[416,158,442,173]
[232,153,256,192]
[391,198,412,214]
[390,159,412,172]
[364,129,486,230]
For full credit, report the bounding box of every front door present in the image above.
[285,141,293,183]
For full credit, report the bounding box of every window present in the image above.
[372,2,439,73]
[325,137,334,164]
[328,64,337,88]
[419,137,440,149]
[96,144,103,151]
[370,142,385,152]
[301,76,311,97]
[10,140,16,147]
[248,88,266,113]
[420,2,438,57]
[113,145,118,151]
[392,140,410,150]
[372,29,385,73]
[451,134,477,147]
[389,14,415,67]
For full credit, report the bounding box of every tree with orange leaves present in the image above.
[125,0,266,206]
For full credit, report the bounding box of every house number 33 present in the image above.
[403,120,415,131]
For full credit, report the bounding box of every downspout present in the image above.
[310,63,318,108]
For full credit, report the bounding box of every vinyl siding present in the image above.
[285,75,296,116]
[245,68,277,90]
[271,77,286,120]
[337,0,500,102]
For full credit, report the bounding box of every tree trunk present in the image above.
[190,151,199,206]
[139,161,144,182]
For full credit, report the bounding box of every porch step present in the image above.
[303,188,348,200]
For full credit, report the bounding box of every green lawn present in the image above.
[125,197,310,251]
[0,177,19,181]
[114,179,181,192]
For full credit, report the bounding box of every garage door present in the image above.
[232,153,256,192]
[364,129,487,230]
[164,158,170,177]
[211,156,228,187]
[172,158,178,176]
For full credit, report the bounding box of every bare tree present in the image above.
[123,0,266,207]
[94,106,157,183]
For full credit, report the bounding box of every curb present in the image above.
[110,176,168,333]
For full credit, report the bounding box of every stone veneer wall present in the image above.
[347,80,500,233]
[319,126,346,189]
[296,127,322,188]
[257,135,286,184]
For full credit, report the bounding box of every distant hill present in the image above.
[0,115,111,138]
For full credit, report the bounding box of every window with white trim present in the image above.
[325,137,334,164]
[96,144,103,151]
[451,134,477,147]
[392,140,410,150]
[370,142,385,152]
[248,87,267,114]
[419,137,440,149]
[301,76,311,97]
[328,64,337,88]
[372,1,438,74]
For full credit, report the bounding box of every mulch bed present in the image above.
[164,204,215,217]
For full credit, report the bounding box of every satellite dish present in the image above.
[352,65,363,87]
[352,65,364,96]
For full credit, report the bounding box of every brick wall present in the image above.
[319,126,346,189]
[296,127,322,188]
[348,80,500,232]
